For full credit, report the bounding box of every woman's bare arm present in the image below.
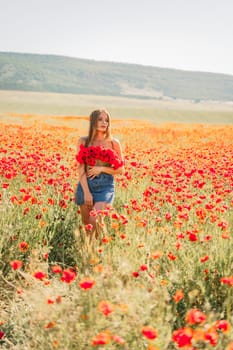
[77,137,93,206]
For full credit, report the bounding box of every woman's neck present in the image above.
[90,135,111,147]
[93,136,105,141]
[93,132,107,141]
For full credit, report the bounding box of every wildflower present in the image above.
[214,320,230,333]
[91,331,111,346]
[132,271,139,278]
[185,309,206,325]
[43,253,49,260]
[51,265,63,274]
[167,252,176,260]
[56,296,62,303]
[172,327,193,347]
[173,290,184,303]
[10,260,23,270]
[138,243,145,248]
[47,298,55,304]
[35,214,42,220]
[48,198,55,205]
[52,340,59,347]
[2,183,9,189]
[204,329,218,346]
[176,232,185,239]
[141,326,157,340]
[204,235,212,241]
[140,264,148,271]
[18,241,29,252]
[151,251,163,259]
[33,271,47,280]
[200,255,209,262]
[85,224,93,231]
[220,276,233,286]
[93,264,104,273]
[89,210,98,217]
[0,331,4,339]
[17,287,24,294]
[102,236,112,243]
[218,220,228,230]
[45,321,56,329]
[111,334,125,344]
[227,342,233,350]
[79,277,96,290]
[188,232,198,241]
[175,242,182,250]
[98,300,114,317]
[76,144,123,169]
[23,207,30,215]
[192,328,205,342]
[165,212,172,221]
[222,232,230,239]
[147,345,159,350]
[60,269,76,284]
[59,199,67,208]
[112,212,120,219]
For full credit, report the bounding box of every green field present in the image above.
[0,90,233,124]
[1,117,233,349]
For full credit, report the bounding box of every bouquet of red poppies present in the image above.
[76,144,124,169]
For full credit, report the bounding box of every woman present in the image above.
[75,109,124,239]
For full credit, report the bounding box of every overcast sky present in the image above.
[0,0,233,75]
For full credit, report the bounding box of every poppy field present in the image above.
[0,115,233,349]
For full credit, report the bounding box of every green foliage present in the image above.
[0,122,233,349]
[0,52,233,101]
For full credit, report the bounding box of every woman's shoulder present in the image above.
[110,138,122,154]
[77,136,88,145]
[111,137,121,146]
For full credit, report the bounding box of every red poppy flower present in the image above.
[204,329,218,345]
[79,277,96,290]
[60,269,76,283]
[98,300,114,317]
[172,327,193,347]
[141,326,157,340]
[10,260,23,270]
[132,271,139,278]
[85,224,93,231]
[33,271,47,280]
[200,255,209,263]
[51,265,63,274]
[91,331,111,346]
[220,276,233,286]
[18,241,29,252]
[76,144,123,169]
[185,309,206,325]
[111,334,125,344]
[0,331,4,339]
[214,320,230,333]
[173,290,184,303]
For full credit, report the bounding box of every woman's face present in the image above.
[96,112,109,132]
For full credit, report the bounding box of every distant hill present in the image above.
[0,52,233,101]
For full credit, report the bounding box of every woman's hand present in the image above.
[84,191,93,208]
[87,166,103,179]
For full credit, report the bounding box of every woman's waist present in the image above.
[87,172,114,182]
[91,160,111,167]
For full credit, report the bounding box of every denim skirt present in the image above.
[75,173,115,205]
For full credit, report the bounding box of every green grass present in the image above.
[0,120,233,349]
[0,90,233,124]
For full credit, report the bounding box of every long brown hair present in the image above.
[85,109,112,147]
